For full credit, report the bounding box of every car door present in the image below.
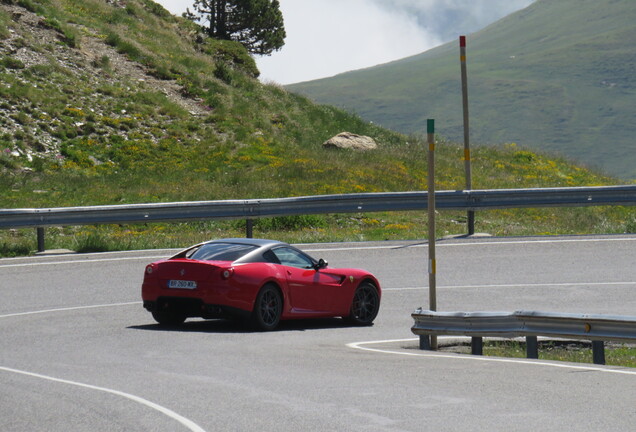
[271,246,342,313]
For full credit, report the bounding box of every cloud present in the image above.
[371,0,535,41]
[154,0,535,84]
[257,0,441,84]
[258,0,534,84]
[157,0,186,15]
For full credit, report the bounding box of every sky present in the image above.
[156,0,534,85]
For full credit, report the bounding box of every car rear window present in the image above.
[187,243,258,262]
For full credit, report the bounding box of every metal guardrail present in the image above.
[1,185,635,229]
[411,309,636,364]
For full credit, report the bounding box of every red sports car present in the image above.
[142,238,381,330]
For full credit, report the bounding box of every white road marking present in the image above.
[0,366,207,432]
[0,256,168,268]
[347,338,636,376]
[304,236,636,252]
[383,281,636,291]
[0,248,177,261]
[1,236,634,268]
[0,301,204,430]
[0,302,141,319]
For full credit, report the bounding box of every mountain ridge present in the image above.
[288,0,636,180]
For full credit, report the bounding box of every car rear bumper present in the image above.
[143,298,250,320]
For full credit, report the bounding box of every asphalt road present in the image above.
[1,235,635,431]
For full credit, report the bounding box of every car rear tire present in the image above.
[152,310,187,326]
[344,281,380,326]
[251,284,282,331]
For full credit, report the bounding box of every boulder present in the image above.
[323,132,378,150]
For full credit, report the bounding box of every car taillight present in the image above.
[145,264,155,275]
[221,268,234,280]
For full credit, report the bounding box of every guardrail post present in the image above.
[526,336,539,359]
[246,219,254,238]
[37,227,45,253]
[592,341,605,365]
[419,335,432,350]
[471,337,483,355]
[413,310,636,364]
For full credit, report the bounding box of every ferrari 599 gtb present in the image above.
[142,238,381,331]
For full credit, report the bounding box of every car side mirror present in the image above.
[315,258,328,270]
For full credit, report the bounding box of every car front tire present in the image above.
[344,281,380,326]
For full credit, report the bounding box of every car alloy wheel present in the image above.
[252,284,282,331]
[347,282,380,326]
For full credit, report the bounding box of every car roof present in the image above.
[198,238,303,264]
[169,238,294,261]
[204,238,287,248]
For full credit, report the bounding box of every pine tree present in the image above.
[184,0,286,56]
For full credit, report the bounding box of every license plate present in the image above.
[168,280,197,289]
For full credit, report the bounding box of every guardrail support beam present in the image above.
[37,227,45,253]
[592,341,605,365]
[526,336,539,359]
[419,335,432,350]
[2,186,634,232]
[413,310,636,365]
[2,185,635,252]
[471,337,483,355]
[246,219,254,238]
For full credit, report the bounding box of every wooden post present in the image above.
[427,119,438,350]
[460,36,475,235]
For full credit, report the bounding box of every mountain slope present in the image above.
[288,0,636,180]
[0,0,416,206]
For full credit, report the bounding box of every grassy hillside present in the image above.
[289,0,636,181]
[0,0,633,256]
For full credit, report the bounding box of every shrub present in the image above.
[38,17,77,47]
[204,39,259,78]
[214,62,233,85]
[125,4,138,17]
[25,63,54,77]
[254,215,329,231]
[626,216,636,233]
[16,0,46,14]
[73,230,111,253]
[105,31,121,48]
[1,56,25,69]
[140,0,172,19]
[0,11,9,39]
[91,55,111,71]
[0,151,18,169]
[0,241,31,257]
[105,32,142,60]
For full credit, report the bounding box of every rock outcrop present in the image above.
[323,132,378,150]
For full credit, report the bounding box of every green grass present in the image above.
[441,340,636,368]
